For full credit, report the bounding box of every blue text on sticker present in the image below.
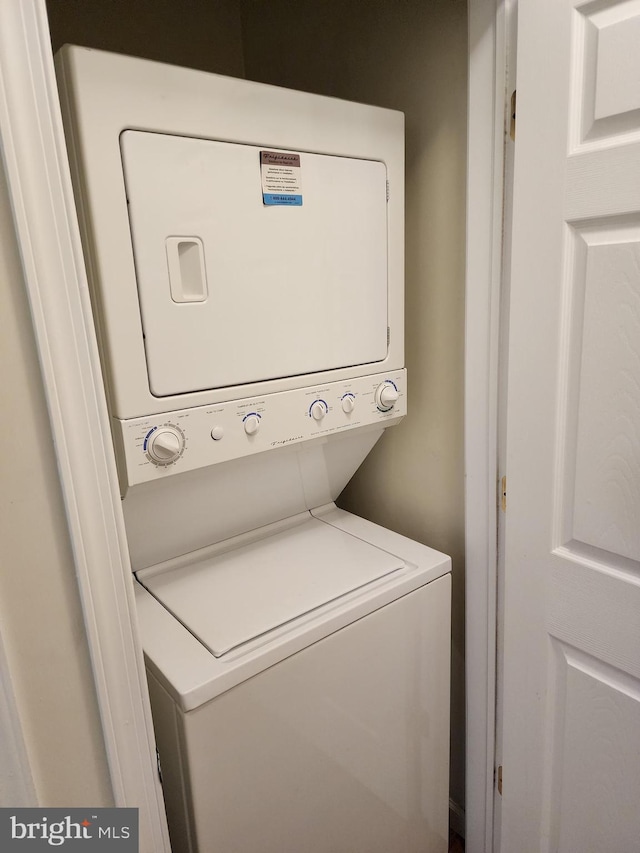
[263,193,303,206]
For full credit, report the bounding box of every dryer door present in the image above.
[120,131,389,397]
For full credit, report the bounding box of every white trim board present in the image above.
[0,2,169,849]
[465,0,511,851]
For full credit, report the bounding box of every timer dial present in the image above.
[243,414,261,436]
[375,382,399,411]
[341,394,356,414]
[310,400,327,422]
[147,427,185,465]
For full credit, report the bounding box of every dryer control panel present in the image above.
[114,369,406,491]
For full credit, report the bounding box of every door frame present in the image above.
[465,0,513,851]
[0,2,170,849]
[0,0,511,851]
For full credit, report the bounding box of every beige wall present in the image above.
[46,0,245,78]
[0,163,112,806]
[241,0,468,811]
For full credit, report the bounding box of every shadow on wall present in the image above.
[47,0,245,78]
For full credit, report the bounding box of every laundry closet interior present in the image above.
[46,0,468,842]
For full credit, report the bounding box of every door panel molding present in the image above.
[543,640,640,852]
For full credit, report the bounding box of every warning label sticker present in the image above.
[260,150,303,206]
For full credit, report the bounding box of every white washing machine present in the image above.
[57,47,451,853]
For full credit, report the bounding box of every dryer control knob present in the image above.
[243,414,261,436]
[310,401,327,422]
[148,428,184,465]
[341,394,356,414]
[375,382,399,411]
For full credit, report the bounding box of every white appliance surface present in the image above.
[121,131,389,396]
[139,516,404,657]
[140,509,452,853]
[136,505,451,712]
[57,46,405,420]
[122,425,387,570]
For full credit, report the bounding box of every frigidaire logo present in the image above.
[0,808,138,851]
[271,435,304,446]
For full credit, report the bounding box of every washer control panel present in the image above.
[115,369,406,489]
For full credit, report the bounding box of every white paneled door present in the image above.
[501,0,640,851]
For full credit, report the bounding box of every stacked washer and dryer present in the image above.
[57,46,451,853]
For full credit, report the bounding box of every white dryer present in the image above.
[57,47,451,853]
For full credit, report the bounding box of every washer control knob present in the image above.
[310,401,327,422]
[243,414,261,436]
[375,382,399,411]
[341,394,356,414]
[147,428,184,465]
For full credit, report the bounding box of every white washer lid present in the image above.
[141,518,404,657]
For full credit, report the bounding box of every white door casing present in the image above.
[464,2,514,849]
[501,0,640,850]
[0,2,170,848]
